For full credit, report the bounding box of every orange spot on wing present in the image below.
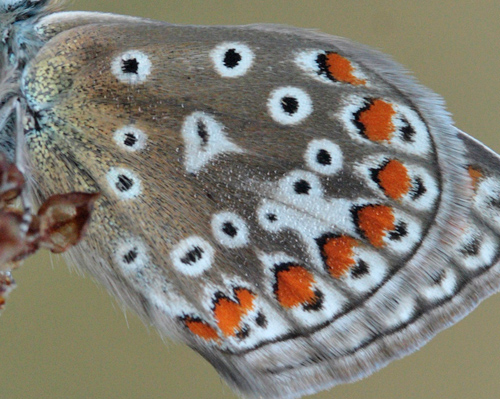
[377,160,411,199]
[468,165,483,190]
[357,99,396,142]
[321,235,358,278]
[213,288,255,337]
[356,205,395,247]
[184,316,219,342]
[324,52,366,85]
[275,264,317,308]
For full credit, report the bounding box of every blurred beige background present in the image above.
[2,1,500,398]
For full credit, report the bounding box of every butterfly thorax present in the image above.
[0,0,64,158]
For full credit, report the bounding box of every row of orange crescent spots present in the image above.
[213,288,256,337]
[356,99,396,142]
[320,52,366,86]
[375,159,411,200]
[355,204,395,248]
[274,263,319,308]
[320,235,358,278]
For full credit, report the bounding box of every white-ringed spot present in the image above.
[114,237,148,272]
[210,42,254,78]
[113,125,147,152]
[279,170,324,199]
[212,212,250,248]
[111,50,151,84]
[304,139,343,175]
[170,236,215,276]
[268,86,313,125]
[106,167,142,200]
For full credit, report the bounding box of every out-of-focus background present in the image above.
[2,1,500,398]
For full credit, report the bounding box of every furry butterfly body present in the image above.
[2,1,500,398]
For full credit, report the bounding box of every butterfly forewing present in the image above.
[2,5,498,399]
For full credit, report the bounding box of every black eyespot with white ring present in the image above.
[106,167,142,199]
[111,50,151,84]
[170,236,215,276]
[210,42,254,78]
[113,125,147,152]
[212,212,250,248]
[114,237,148,272]
[304,139,343,175]
[268,87,313,125]
[279,170,324,200]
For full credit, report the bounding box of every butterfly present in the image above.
[1,1,500,399]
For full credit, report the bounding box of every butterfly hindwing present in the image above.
[8,9,497,399]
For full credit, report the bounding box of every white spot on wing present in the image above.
[210,42,254,78]
[474,177,500,232]
[268,86,313,125]
[369,280,416,329]
[422,269,457,303]
[454,226,497,271]
[305,139,343,175]
[342,248,388,294]
[113,125,147,152]
[379,208,421,254]
[114,237,148,272]
[181,112,243,174]
[111,50,151,85]
[106,167,142,200]
[278,170,324,201]
[212,212,250,248]
[171,236,215,276]
[384,296,415,327]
